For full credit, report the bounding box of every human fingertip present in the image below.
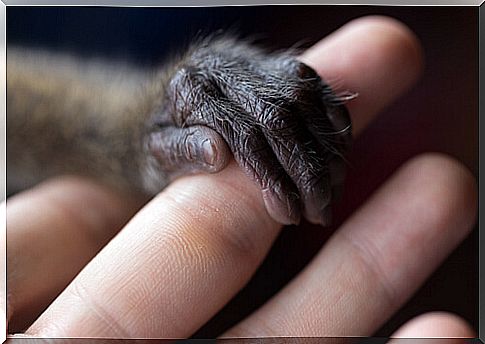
[300,15,425,137]
[344,15,425,105]
[354,15,425,85]
[392,312,476,338]
[400,152,477,231]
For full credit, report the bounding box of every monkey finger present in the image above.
[168,81,303,225]
[221,119,302,225]
[325,105,353,149]
[259,117,332,225]
[147,125,231,177]
[309,103,352,156]
[290,102,351,218]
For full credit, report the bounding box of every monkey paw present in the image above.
[147,37,352,226]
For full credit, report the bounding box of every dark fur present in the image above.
[7,37,351,225]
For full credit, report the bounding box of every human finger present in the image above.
[24,16,424,338]
[170,90,303,225]
[301,15,424,136]
[389,312,476,343]
[6,178,143,332]
[224,154,477,337]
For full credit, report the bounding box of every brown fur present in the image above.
[7,48,159,195]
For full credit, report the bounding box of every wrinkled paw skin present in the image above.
[149,36,352,226]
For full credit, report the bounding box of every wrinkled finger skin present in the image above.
[18,16,429,339]
[146,125,231,177]
[224,153,477,338]
[148,36,352,226]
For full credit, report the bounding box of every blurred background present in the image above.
[7,6,478,337]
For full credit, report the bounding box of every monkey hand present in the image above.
[146,37,352,226]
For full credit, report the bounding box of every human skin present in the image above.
[5,16,477,339]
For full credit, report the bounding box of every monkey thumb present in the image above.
[146,125,232,176]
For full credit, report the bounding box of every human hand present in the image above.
[5,16,477,340]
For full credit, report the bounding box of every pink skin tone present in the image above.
[5,16,477,339]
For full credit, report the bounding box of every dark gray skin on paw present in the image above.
[147,37,352,226]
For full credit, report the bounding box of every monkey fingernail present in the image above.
[146,126,230,176]
[201,139,217,167]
